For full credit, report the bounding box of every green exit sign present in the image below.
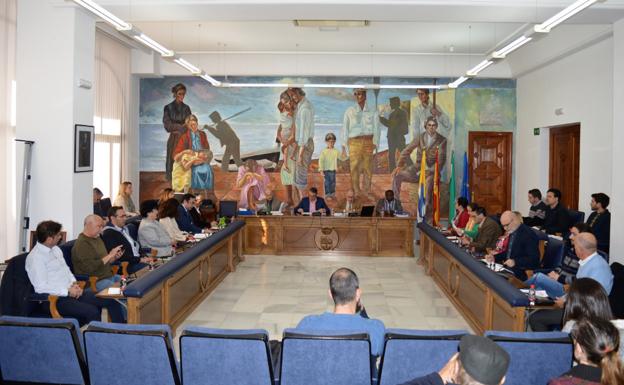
[534,127,540,135]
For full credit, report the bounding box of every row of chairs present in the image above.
[0,316,573,385]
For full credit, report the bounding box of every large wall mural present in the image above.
[139,76,516,216]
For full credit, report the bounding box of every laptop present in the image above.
[360,205,375,217]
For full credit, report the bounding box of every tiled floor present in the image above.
[177,253,471,340]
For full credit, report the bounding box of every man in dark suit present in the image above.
[294,187,330,215]
[543,188,569,235]
[487,211,540,280]
[101,206,151,274]
[375,190,404,216]
[586,192,610,253]
[379,96,408,171]
[176,193,203,234]
[189,194,209,228]
[461,207,502,253]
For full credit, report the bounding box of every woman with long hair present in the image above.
[113,181,138,216]
[158,198,192,243]
[562,277,614,332]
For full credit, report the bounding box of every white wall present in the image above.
[611,19,624,265]
[515,36,613,216]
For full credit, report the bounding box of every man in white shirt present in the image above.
[26,220,125,325]
[409,88,450,143]
[341,89,380,196]
[292,88,315,196]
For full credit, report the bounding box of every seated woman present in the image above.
[138,200,174,257]
[157,188,175,207]
[451,196,470,230]
[236,159,270,210]
[113,181,139,217]
[456,202,480,238]
[172,114,213,194]
[548,318,623,385]
[158,198,192,244]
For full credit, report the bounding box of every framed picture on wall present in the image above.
[74,124,94,172]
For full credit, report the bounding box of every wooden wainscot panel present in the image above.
[491,295,525,332]
[377,220,413,257]
[210,243,229,282]
[243,217,277,254]
[431,246,452,288]
[127,285,164,325]
[455,266,489,334]
[167,261,202,325]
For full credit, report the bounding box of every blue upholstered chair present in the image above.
[84,322,180,385]
[485,331,572,385]
[180,327,274,385]
[377,329,468,385]
[0,316,88,384]
[541,236,565,270]
[280,329,373,385]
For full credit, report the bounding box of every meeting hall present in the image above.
[1,1,624,384]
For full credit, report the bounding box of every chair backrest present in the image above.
[597,249,609,263]
[609,262,624,319]
[100,197,112,216]
[568,209,585,226]
[219,200,238,218]
[84,322,180,385]
[378,329,467,385]
[485,331,572,385]
[126,222,139,241]
[59,239,77,272]
[280,329,372,385]
[180,327,274,385]
[0,316,87,384]
[541,236,565,270]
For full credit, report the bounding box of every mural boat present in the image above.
[213,147,281,165]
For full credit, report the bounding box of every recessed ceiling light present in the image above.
[293,20,369,28]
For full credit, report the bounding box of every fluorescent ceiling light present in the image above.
[466,60,494,77]
[293,20,369,28]
[174,58,201,75]
[448,76,468,89]
[213,82,444,89]
[134,33,174,57]
[492,36,533,59]
[199,73,222,87]
[72,0,131,31]
[535,0,600,33]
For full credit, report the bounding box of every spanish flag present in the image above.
[417,149,427,220]
[433,147,440,226]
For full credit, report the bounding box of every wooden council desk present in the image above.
[241,215,415,257]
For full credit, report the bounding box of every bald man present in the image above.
[335,189,363,213]
[72,215,124,292]
[486,210,540,280]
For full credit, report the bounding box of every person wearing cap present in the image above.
[379,96,408,171]
[205,110,242,172]
[399,335,510,385]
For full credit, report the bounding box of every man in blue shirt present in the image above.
[295,267,385,357]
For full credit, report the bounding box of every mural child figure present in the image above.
[276,91,299,206]
[379,96,408,171]
[163,83,192,182]
[290,88,315,197]
[205,111,242,172]
[392,116,446,222]
[341,88,380,197]
[236,159,270,210]
[172,114,214,194]
[318,132,340,199]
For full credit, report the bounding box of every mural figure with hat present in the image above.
[163,83,192,182]
[341,88,380,197]
[172,114,213,194]
[204,110,242,172]
[379,96,408,171]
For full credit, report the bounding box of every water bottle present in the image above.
[528,284,536,307]
[120,275,127,291]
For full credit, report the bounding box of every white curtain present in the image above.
[93,30,130,199]
[0,0,17,260]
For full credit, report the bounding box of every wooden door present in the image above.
[468,132,513,215]
[549,124,580,210]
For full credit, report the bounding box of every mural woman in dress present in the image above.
[276,91,299,206]
[163,83,192,182]
[236,159,270,210]
[172,114,214,193]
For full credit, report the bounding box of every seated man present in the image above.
[399,335,509,385]
[586,192,610,253]
[26,220,124,325]
[523,188,547,227]
[101,206,152,274]
[256,188,286,213]
[461,207,502,253]
[93,187,105,218]
[296,267,385,357]
[486,211,539,280]
[189,193,209,228]
[72,214,124,292]
[294,187,330,215]
[177,193,203,234]
[375,189,403,216]
[335,189,363,213]
[543,188,569,235]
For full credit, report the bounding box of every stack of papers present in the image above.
[479,259,513,274]
[520,289,549,298]
[270,211,284,216]
[107,287,121,295]
[193,233,209,240]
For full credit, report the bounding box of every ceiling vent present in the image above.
[293,20,370,28]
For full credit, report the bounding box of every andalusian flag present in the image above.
[417,150,427,220]
[433,147,440,226]
[448,151,456,226]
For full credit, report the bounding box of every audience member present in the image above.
[189,193,209,228]
[461,207,502,253]
[524,188,547,227]
[159,198,191,243]
[71,215,123,291]
[138,200,173,257]
[399,335,510,385]
[456,202,479,238]
[93,187,105,217]
[543,188,569,235]
[335,189,363,213]
[157,188,175,207]
[587,192,611,253]
[375,189,403,216]
[294,187,330,215]
[548,319,624,385]
[113,181,139,217]
[177,193,203,234]
[101,206,151,274]
[26,221,125,325]
[257,188,285,213]
[452,197,470,229]
[296,267,385,357]
[486,210,539,280]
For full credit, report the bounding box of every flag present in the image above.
[448,151,456,227]
[417,149,427,220]
[461,151,470,202]
[433,147,440,226]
